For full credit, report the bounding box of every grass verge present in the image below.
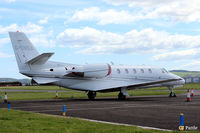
[1,108,198,133]
[0,83,199,100]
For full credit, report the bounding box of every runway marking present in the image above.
[77,118,172,132]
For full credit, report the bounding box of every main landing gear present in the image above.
[168,86,176,97]
[118,92,126,100]
[87,91,96,100]
[118,87,129,100]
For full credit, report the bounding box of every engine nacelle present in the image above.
[84,64,111,78]
[70,64,111,78]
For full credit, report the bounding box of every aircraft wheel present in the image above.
[169,92,176,97]
[88,91,96,100]
[118,92,126,100]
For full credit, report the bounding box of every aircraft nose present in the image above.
[169,73,185,85]
[179,78,185,85]
[174,75,185,85]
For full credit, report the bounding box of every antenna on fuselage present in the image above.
[110,61,114,65]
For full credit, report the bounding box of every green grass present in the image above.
[0,91,86,100]
[1,108,199,133]
[0,83,199,100]
[172,72,200,77]
[178,83,200,90]
[0,85,68,90]
[0,89,186,101]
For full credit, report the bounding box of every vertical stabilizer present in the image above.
[9,32,39,72]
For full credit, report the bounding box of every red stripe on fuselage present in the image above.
[107,64,112,76]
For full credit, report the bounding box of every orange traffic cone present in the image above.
[186,89,191,102]
[56,91,58,98]
[191,88,194,96]
[4,92,7,103]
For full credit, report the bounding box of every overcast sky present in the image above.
[1,0,200,78]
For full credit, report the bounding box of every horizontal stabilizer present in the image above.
[33,77,59,84]
[26,53,54,65]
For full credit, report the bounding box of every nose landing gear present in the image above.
[168,86,176,97]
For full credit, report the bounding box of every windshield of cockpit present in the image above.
[161,68,168,73]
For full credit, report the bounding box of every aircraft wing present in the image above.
[97,78,179,92]
[31,76,181,91]
[63,77,181,91]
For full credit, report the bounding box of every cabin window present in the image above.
[125,69,129,74]
[133,69,136,74]
[140,69,144,73]
[117,69,120,74]
[148,69,152,73]
[50,68,54,72]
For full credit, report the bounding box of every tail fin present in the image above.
[9,31,39,72]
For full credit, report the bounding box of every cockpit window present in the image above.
[161,68,168,73]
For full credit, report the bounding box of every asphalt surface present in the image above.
[0,94,200,130]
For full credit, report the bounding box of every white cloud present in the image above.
[25,29,55,48]
[0,24,18,34]
[0,38,9,47]
[153,49,200,61]
[70,7,142,25]
[104,0,200,23]
[0,22,42,34]
[30,34,56,48]
[57,27,200,55]
[4,0,16,3]
[0,52,13,58]
[0,23,55,47]
[171,60,200,71]
[38,16,49,24]
[21,22,43,33]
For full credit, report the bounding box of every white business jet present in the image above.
[9,31,185,100]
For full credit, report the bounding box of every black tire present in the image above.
[169,92,176,97]
[118,92,126,100]
[88,91,96,100]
